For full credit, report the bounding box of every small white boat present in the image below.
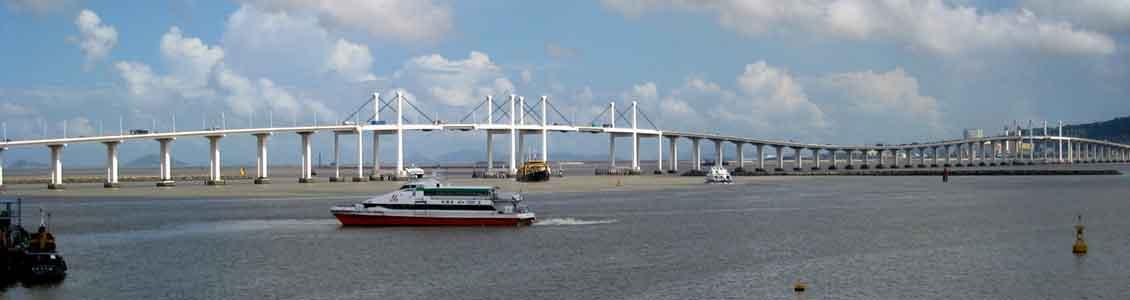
[404,166,426,179]
[704,166,733,184]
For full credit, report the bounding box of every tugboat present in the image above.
[516,160,551,182]
[331,177,535,226]
[1,199,67,284]
[704,166,734,184]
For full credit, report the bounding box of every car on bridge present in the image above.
[129,129,150,135]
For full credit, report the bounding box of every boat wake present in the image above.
[534,218,619,226]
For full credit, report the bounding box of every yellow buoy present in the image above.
[1073,215,1087,255]
[239,167,246,177]
[793,280,808,300]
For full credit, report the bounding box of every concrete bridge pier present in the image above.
[0,147,5,190]
[608,134,617,168]
[298,131,316,183]
[371,93,383,179]
[542,96,550,164]
[655,134,664,173]
[902,149,912,168]
[253,134,270,184]
[205,135,225,185]
[828,149,838,170]
[736,143,744,170]
[917,148,927,168]
[863,148,872,167]
[944,145,953,167]
[157,138,176,186]
[395,92,407,178]
[518,131,526,164]
[811,148,821,170]
[755,144,766,171]
[687,137,696,170]
[668,136,679,173]
[713,140,724,170]
[47,144,66,189]
[102,141,120,188]
[485,132,494,172]
[331,132,342,182]
[371,131,381,179]
[845,150,855,170]
[931,147,940,167]
[352,130,366,182]
[957,144,965,166]
[793,147,804,171]
[631,133,640,171]
[768,144,777,170]
[1069,141,1076,163]
[630,101,639,171]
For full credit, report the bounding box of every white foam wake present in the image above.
[534,218,619,226]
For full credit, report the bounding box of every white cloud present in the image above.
[222,5,379,84]
[601,0,1116,56]
[61,117,96,136]
[808,67,945,142]
[545,43,581,59]
[394,51,515,107]
[634,62,827,137]
[325,39,377,82]
[729,61,827,131]
[0,102,38,117]
[221,5,330,78]
[814,68,940,123]
[114,26,334,119]
[5,0,71,13]
[624,82,659,102]
[233,0,453,42]
[160,27,224,92]
[73,9,118,68]
[520,69,533,85]
[1021,0,1130,33]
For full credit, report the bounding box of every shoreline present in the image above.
[1,165,1123,200]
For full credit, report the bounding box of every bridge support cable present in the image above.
[547,101,574,126]
[370,95,395,122]
[637,109,660,130]
[402,97,436,124]
[456,98,489,124]
[522,101,543,124]
[589,106,611,126]
[614,107,632,127]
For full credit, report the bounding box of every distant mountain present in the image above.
[1064,116,1130,144]
[125,154,191,167]
[6,159,47,169]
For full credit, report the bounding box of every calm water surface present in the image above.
[4,170,1130,299]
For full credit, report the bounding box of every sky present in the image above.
[1,0,1129,166]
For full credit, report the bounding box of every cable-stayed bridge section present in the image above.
[0,91,1127,190]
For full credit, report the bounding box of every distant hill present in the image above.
[6,159,47,169]
[125,154,191,168]
[1064,116,1130,143]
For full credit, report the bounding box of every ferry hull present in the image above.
[334,213,535,226]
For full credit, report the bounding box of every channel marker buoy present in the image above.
[1073,215,1087,256]
[793,280,808,300]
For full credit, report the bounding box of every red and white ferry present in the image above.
[331,178,535,226]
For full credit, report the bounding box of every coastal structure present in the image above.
[0,91,1128,190]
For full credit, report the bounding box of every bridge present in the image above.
[0,91,1128,190]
